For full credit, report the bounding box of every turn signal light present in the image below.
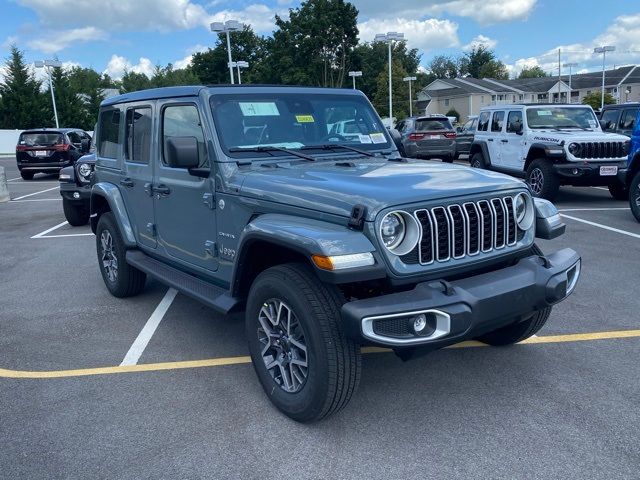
[311,253,375,271]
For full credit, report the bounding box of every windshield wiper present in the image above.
[553,125,591,131]
[301,144,378,157]
[229,146,315,162]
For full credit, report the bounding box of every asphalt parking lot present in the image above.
[1,155,639,479]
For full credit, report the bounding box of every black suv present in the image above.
[16,128,91,180]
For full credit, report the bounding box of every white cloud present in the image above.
[358,17,460,53]
[104,55,155,80]
[463,35,497,51]
[350,0,536,24]
[173,44,209,70]
[208,3,285,33]
[26,26,108,54]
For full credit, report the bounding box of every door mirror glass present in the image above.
[165,136,200,169]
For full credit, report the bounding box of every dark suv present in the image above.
[395,115,456,162]
[16,128,91,180]
[90,86,580,422]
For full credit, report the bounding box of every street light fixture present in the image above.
[348,71,362,89]
[34,59,62,128]
[229,60,249,84]
[403,76,417,117]
[211,20,243,84]
[593,46,615,110]
[374,31,405,123]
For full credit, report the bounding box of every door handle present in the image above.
[120,178,134,187]
[488,138,494,142]
[153,184,171,195]
[501,139,509,143]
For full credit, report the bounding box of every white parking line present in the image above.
[11,198,60,203]
[559,207,630,212]
[31,221,68,238]
[591,187,610,191]
[12,185,59,200]
[121,288,178,366]
[560,214,640,239]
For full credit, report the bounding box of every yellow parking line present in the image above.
[2,329,640,380]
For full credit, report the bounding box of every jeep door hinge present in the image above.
[204,240,218,257]
[203,192,215,210]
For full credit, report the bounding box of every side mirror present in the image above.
[388,128,403,150]
[599,120,606,130]
[456,126,463,133]
[165,136,200,169]
[81,138,91,153]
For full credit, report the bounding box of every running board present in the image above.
[126,250,240,314]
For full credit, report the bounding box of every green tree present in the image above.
[459,45,508,79]
[120,71,152,93]
[45,64,87,128]
[427,55,459,79]
[371,59,409,120]
[518,66,548,79]
[582,90,616,110]
[67,66,115,129]
[445,108,460,122]
[0,45,48,128]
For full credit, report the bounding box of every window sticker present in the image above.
[358,134,373,144]
[537,110,553,116]
[239,102,280,116]
[295,114,315,123]
[588,120,597,128]
[369,132,387,144]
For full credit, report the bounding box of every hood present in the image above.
[239,159,525,220]
[530,130,629,144]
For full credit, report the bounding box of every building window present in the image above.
[444,99,450,106]
[481,96,485,102]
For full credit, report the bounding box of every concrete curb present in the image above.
[0,166,9,203]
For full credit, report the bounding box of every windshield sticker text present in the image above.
[239,102,280,116]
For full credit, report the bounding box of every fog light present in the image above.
[413,314,427,332]
[73,192,80,199]
[572,168,579,175]
[410,312,437,337]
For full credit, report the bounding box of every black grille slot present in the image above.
[449,205,465,258]
[415,210,434,264]
[372,317,412,338]
[503,197,516,245]
[578,141,624,159]
[491,199,506,248]
[478,200,493,251]
[400,249,419,264]
[432,207,450,261]
[464,203,480,255]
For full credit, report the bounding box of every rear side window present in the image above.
[477,112,490,131]
[162,104,207,168]
[620,109,639,130]
[491,111,505,132]
[125,107,152,164]
[18,132,63,146]
[600,110,619,132]
[415,118,452,131]
[98,109,122,158]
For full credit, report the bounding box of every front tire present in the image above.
[471,152,486,169]
[95,212,146,297]
[526,158,560,201]
[630,171,640,223]
[608,181,628,200]
[442,155,454,163]
[62,198,89,226]
[246,263,361,422]
[477,308,552,346]
[20,171,34,180]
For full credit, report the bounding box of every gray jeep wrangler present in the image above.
[90,86,581,422]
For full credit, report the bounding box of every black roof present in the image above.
[20,128,85,134]
[601,102,640,110]
[101,84,364,107]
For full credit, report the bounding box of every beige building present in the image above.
[417,66,640,122]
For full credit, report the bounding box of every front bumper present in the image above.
[342,248,580,350]
[60,182,91,201]
[406,142,456,158]
[553,161,627,185]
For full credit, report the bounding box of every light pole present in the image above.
[403,76,417,117]
[374,32,405,124]
[348,71,362,89]
[230,61,249,84]
[563,62,578,102]
[211,20,243,84]
[593,46,615,110]
[34,60,62,128]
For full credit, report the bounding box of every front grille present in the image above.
[412,196,520,266]
[372,317,412,339]
[575,141,625,159]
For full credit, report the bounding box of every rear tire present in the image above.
[630,171,640,223]
[608,181,628,200]
[526,158,560,201]
[62,198,89,226]
[246,263,361,422]
[20,171,34,180]
[471,152,486,169]
[96,212,146,298]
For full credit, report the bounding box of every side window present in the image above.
[471,118,478,130]
[125,107,152,164]
[477,112,490,131]
[506,111,523,133]
[97,109,122,159]
[67,131,81,145]
[162,104,207,168]
[620,109,639,130]
[491,111,505,132]
[600,110,619,132]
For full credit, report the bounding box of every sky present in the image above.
[1,0,639,81]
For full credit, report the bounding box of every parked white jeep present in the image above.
[469,104,630,200]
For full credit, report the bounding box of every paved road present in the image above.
[1,156,639,479]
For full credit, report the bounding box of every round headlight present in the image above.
[568,143,581,156]
[78,163,92,179]
[381,212,405,250]
[514,193,535,231]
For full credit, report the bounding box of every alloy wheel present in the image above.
[100,230,118,283]
[529,168,544,195]
[257,299,308,393]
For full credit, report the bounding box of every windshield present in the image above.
[210,93,391,158]
[415,118,452,131]
[19,132,63,146]
[526,107,599,130]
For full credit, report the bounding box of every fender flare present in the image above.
[90,182,136,247]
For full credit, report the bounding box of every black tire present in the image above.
[442,155,454,163]
[630,171,640,223]
[246,263,361,422]
[95,212,146,298]
[470,152,486,169]
[608,181,628,201]
[453,151,460,160]
[62,198,89,226]
[526,158,560,201]
[20,171,34,180]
